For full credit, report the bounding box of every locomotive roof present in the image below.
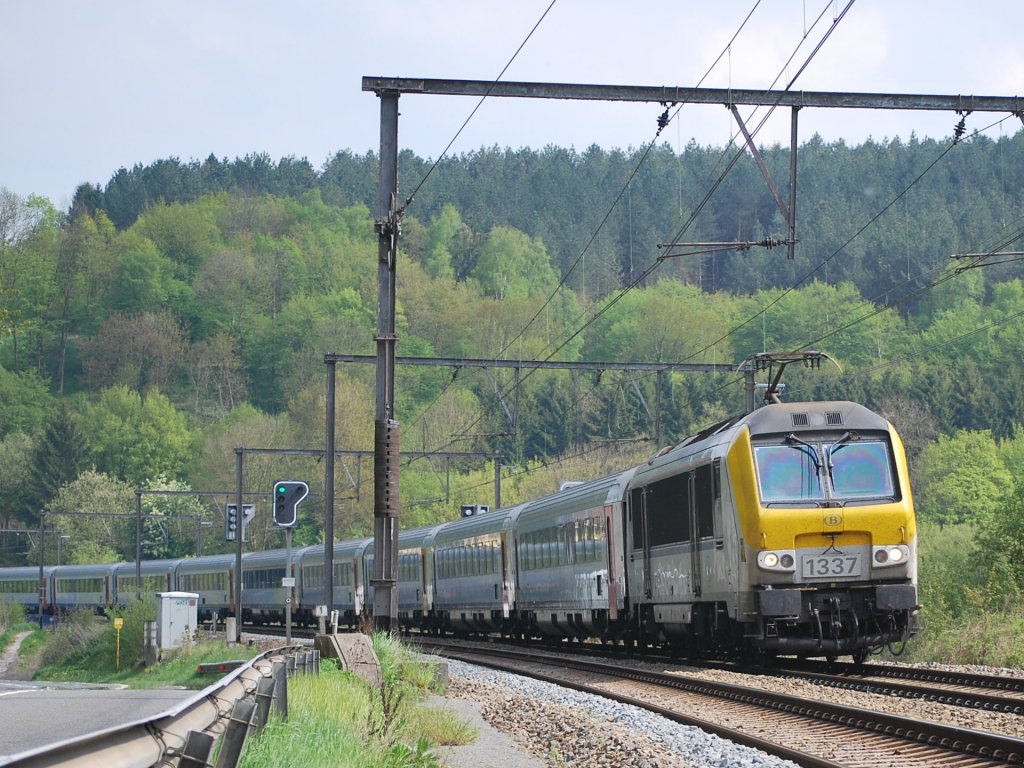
[633,401,891,484]
[742,400,890,437]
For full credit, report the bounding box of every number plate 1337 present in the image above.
[801,555,861,579]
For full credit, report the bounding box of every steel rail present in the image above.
[0,645,304,768]
[422,641,1024,767]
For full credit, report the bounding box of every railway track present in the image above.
[247,625,1024,715]
[736,659,1024,715]
[415,639,1024,767]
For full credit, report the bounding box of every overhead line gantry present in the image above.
[361,75,1023,628]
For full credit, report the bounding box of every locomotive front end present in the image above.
[732,401,918,662]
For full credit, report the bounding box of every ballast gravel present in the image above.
[442,658,801,768]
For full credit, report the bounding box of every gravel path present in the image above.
[0,631,33,680]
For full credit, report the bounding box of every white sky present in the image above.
[3,1,1023,208]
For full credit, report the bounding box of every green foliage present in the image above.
[470,225,557,300]
[906,609,1024,668]
[33,603,261,687]
[79,386,195,485]
[35,599,157,679]
[46,470,134,563]
[974,483,1024,594]
[0,602,27,632]
[913,430,1012,526]
[0,367,53,439]
[35,609,108,673]
[8,141,1024,624]
[0,432,34,536]
[17,405,86,528]
[241,636,465,768]
[915,523,985,624]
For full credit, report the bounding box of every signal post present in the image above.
[273,481,308,643]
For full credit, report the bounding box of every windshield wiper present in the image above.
[825,431,858,481]
[784,433,821,472]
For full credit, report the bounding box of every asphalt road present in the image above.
[0,681,193,760]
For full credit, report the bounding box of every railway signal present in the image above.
[224,503,254,542]
[273,481,308,528]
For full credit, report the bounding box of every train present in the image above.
[0,400,918,662]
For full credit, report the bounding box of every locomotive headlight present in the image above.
[872,545,910,568]
[757,550,796,572]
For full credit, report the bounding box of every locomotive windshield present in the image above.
[754,437,895,504]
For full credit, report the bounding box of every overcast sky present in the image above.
[4,1,1023,208]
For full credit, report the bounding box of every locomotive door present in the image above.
[688,472,702,598]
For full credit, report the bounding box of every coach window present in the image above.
[308,566,322,589]
[594,516,607,560]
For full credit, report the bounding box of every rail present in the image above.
[0,646,320,768]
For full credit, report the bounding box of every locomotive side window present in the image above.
[755,445,824,502]
[830,441,895,498]
[645,473,690,545]
[694,463,719,540]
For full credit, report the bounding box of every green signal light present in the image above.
[277,486,286,494]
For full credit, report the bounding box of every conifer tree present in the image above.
[18,404,86,527]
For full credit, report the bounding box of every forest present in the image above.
[2,129,1024,660]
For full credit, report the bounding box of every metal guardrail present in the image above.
[0,646,320,768]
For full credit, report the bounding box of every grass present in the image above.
[903,609,1024,668]
[15,606,478,767]
[240,633,476,768]
[0,605,48,679]
[0,621,36,655]
[30,606,261,687]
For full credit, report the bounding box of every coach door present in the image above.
[499,532,511,618]
[629,487,652,599]
[603,505,619,620]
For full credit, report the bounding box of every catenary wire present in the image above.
[421,2,856,490]
[404,0,767,439]
[398,0,559,216]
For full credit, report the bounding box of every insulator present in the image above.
[374,419,400,517]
